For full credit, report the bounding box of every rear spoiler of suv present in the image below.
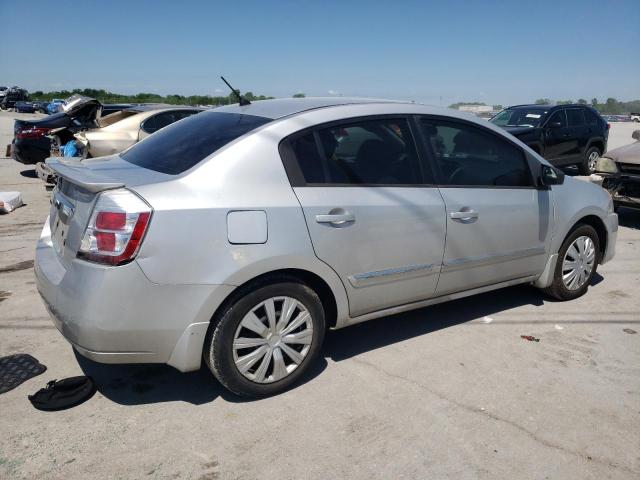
[46,158,124,193]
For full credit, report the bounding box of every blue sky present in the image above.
[1,0,638,105]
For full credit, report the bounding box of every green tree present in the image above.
[556,100,574,105]
[493,105,503,111]
[535,98,552,105]
[577,98,587,105]
[293,93,306,98]
[591,98,598,107]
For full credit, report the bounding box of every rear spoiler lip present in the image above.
[45,157,124,194]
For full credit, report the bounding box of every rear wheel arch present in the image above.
[210,269,339,330]
[587,139,604,155]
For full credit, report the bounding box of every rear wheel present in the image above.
[578,146,601,175]
[541,224,600,300]
[204,280,325,397]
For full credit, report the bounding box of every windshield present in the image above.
[121,111,271,175]
[490,108,547,128]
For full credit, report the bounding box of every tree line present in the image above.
[29,88,274,106]
[449,98,639,114]
[532,98,640,114]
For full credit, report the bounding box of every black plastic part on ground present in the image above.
[0,353,47,394]
[28,376,96,411]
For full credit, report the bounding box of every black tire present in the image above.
[203,279,326,397]
[578,146,601,175]
[542,224,600,301]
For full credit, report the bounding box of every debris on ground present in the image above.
[0,191,23,213]
[520,335,540,342]
[554,324,564,330]
[623,328,637,334]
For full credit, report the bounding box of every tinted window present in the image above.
[419,119,532,187]
[584,108,600,125]
[490,108,547,128]
[566,109,585,127]
[121,112,270,175]
[547,110,567,128]
[141,110,200,134]
[289,118,422,185]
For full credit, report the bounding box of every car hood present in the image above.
[605,141,640,165]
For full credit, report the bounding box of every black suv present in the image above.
[491,104,609,174]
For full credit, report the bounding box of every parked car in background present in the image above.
[0,87,29,110]
[595,129,640,210]
[100,103,136,117]
[47,99,65,114]
[630,113,640,123]
[36,98,617,397]
[14,100,40,113]
[35,106,204,182]
[12,95,102,165]
[0,86,7,101]
[74,106,204,158]
[491,104,609,174]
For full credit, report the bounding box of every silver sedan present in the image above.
[36,98,617,397]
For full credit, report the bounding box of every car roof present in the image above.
[214,97,409,120]
[507,104,594,110]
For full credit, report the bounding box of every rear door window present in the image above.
[121,112,270,174]
[547,110,567,128]
[285,118,423,185]
[566,109,585,127]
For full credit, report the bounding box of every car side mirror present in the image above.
[540,165,565,187]
[548,121,562,129]
[633,130,640,141]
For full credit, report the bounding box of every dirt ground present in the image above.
[0,112,639,479]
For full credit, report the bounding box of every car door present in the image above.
[281,117,447,317]
[416,116,551,295]
[565,108,588,159]
[543,109,573,163]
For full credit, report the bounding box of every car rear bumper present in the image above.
[13,137,50,165]
[35,218,234,372]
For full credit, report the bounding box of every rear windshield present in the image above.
[120,111,271,175]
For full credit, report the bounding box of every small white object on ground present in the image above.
[482,316,493,324]
[0,192,23,213]
[554,324,564,330]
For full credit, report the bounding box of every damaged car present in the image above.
[595,130,640,210]
[35,106,204,183]
[12,95,102,165]
[74,106,204,158]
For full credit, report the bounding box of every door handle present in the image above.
[316,211,355,225]
[450,210,479,221]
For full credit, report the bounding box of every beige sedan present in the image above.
[75,106,204,157]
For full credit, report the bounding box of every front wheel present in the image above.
[541,224,600,300]
[578,146,601,175]
[204,280,326,397]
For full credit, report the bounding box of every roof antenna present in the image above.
[220,76,251,106]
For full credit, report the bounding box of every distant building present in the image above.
[457,104,493,113]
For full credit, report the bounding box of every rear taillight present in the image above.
[606,123,610,130]
[16,126,50,139]
[78,189,152,266]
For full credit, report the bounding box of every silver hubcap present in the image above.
[232,296,313,384]
[588,151,599,172]
[562,236,596,290]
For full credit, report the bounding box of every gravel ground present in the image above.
[0,112,639,480]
